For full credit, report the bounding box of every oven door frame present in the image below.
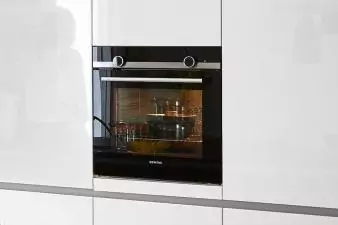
[93,62,222,185]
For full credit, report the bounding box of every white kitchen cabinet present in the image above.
[93,0,221,46]
[94,177,222,200]
[0,189,92,225]
[94,198,222,225]
[0,0,92,188]
[222,0,338,208]
[223,209,338,225]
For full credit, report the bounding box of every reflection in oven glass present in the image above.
[101,88,203,159]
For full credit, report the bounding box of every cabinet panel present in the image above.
[222,0,338,208]
[223,209,338,225]
[94,198,222,225]
[0,0,92,188]
[0,190,92,225]
[93,0,221,46]
[94,178,222,199]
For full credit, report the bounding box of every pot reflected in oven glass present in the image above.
[105,87,203,159]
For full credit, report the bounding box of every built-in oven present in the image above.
[92,47,222,184]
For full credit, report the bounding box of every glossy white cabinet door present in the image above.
[94,177,222,199]
[93,0,221,46]
[94,198,222,225]
[0,0,92,188]
[0,190,92,225]
[222,0,338,208]
[223,209,338,225]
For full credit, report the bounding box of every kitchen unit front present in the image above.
[95,197,222,225]
[0,0,92,189]
[93,0,221,46]
[0,189,92,225]
[93,46,222,184]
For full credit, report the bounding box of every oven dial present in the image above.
[113,56,125,67]
[183,56,196,68]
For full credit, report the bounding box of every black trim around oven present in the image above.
[93,147,222,185]
[92,46,222,185]
[92,67,223,184]
[93,46,221,63]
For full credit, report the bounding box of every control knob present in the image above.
[183,56,196,68]
[113,56,125,67]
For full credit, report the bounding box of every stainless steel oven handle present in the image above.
[100,77,202,84]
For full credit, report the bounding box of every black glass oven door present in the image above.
[93,67,222,184]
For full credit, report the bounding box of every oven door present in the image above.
[93,66,222,184]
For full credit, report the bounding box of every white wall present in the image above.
[222,0,338,208]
